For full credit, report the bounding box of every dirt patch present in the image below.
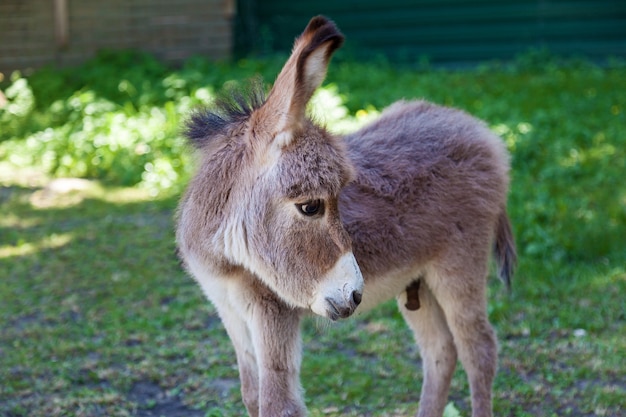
[129,381,204,417]
[208,377,239,399]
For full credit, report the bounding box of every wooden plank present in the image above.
[54,0,69,48]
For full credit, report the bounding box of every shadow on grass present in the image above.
[2,175,624,417]
[0,179,236,416]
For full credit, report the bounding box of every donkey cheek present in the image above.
[308,234,342,273]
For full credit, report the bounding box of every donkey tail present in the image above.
[494,209,517,291]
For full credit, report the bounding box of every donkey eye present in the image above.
[297,199,324,217]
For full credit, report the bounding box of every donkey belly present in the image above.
[355,266,425,314]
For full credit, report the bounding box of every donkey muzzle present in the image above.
[311,252,364,320]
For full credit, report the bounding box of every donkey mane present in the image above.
[184,78,266,149]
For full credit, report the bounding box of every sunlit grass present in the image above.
[0,232,73,258]
[1,52,625,416]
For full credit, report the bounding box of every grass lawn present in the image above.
[1,53,625,416]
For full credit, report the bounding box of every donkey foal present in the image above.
[176,16,516,417]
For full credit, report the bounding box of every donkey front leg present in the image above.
[221,310,260,416]
[203,275,304,417]
[249,288,306,417]
[398,280,458,417]
[202,278,260,416]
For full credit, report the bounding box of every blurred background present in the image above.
[1,0,625,74]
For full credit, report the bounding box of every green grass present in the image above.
[1,52,625,416]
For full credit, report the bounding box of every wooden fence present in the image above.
[0,0,234,75]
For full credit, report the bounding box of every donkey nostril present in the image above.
[352,290,362,306]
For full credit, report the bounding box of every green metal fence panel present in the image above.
[236,0,626,63]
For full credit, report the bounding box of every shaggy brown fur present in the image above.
[176,15,516,417]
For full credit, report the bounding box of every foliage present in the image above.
[1,51,625,416]
[0,51,355,194]
[3,50,624,261]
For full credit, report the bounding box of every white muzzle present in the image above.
[310,252,364,320]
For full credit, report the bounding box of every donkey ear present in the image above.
[256,16,343,146]
[293,16,344,110]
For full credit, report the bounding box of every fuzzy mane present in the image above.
[185,78,266,149]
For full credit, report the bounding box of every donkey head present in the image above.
[181,16,363,320]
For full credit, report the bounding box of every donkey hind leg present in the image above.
[428,262,498,417]
[398,279,458,417]
[204,279,260,416]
